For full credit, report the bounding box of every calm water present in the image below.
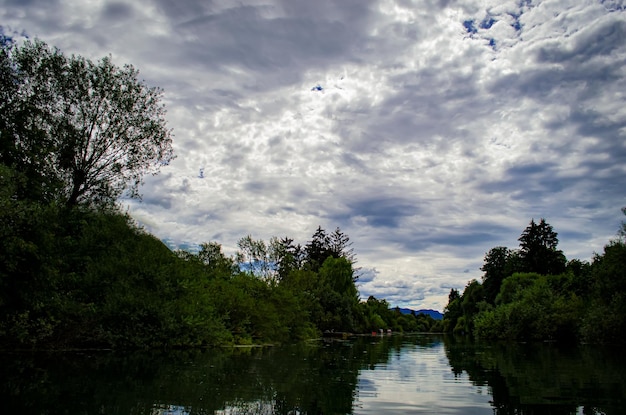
[1,334,624,414]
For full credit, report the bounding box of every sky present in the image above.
[2,0,625,311]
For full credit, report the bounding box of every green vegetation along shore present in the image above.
[442,214,626,344]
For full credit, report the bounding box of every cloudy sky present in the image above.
[3,0,625,311]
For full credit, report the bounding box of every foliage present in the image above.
[1,39,174,208]
[518,218,566,275]
[474,274,583,341]
[580,240,626,343]
[481,246,511,304]
[446,212,626,344]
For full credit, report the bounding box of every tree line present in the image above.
[443,213,626,343]
[0,37,438,349]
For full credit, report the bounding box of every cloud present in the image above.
[4,0,625,311]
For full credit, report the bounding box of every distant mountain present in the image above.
[396,308,443,320]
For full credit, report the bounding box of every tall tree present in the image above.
[236,235,273,280]
[518,218,566,275]
[197,241,237,278]
[317,256,358,331]
[443,288,462,332]
[305,226,334,271]
[329,227,353,261]
[2,39,174,208]
[305,226,357,273]
[271,236,304,282]
[329,227,359,281]
[481,246,511,304]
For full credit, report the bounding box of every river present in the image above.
[1,334,624,414]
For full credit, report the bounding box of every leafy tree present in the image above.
[446,280,488,335]
[495,272,541,305]
[443,288,462,332]
[316,256,359,332]
[358,296,391,332]
[581,241,626,342]
[196,241,238,278]
[481,246,511,304]
[461,280,485,317]
[518,219,566,275]
[474,273,583,341]
[305,226,357,276]
[236,235,274,280]
[305,226,334,271]
[0,33,16,123]
[1,39,174,208]
[269,236,305,282]
[564,258,593,298]
[329,227,358,276]
[503,249,525,276]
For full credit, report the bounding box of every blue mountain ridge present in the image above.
[396,308,443,320]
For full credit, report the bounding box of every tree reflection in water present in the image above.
[444,336,626,415]
[0,335,624,414]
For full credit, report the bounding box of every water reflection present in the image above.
[355,336,493,414]
[0,335,624,414]
[445,337,626,415]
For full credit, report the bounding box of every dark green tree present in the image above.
[2,39,174,208]
[360,296,391,331]
[503,249,525,276]
[316,256,359,332]
[443,288,462,332]
[330,227,360,281]
[270,236,304,282]
[481,246,511,304]
[305,226,334,271]
[196,241,238,278]
[518,218,566,275]
[236,235,272,280]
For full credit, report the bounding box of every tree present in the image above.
[461,279,485,317]
[236,235,273,280]
[329,227,359,281]
[518,219,566,275]
[317,256,358,331]
[443,288,462,332]
[481,246,511,304]
[196,241,237,278]
[305,226,356,273]
[1,39,174,208]
[305,226,334,271]
[270,236,305,282]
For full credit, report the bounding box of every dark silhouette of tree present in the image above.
[2,39,174,208]
[330,227,354,262]
[443,288,463,332]
[481,246,511,304]
[271,236,305,281]
[518,218,566,275]
[329,227,359,281]
[305,226,335,271]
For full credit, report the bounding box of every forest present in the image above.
[2,37,625,349]
[442,215,626,344]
